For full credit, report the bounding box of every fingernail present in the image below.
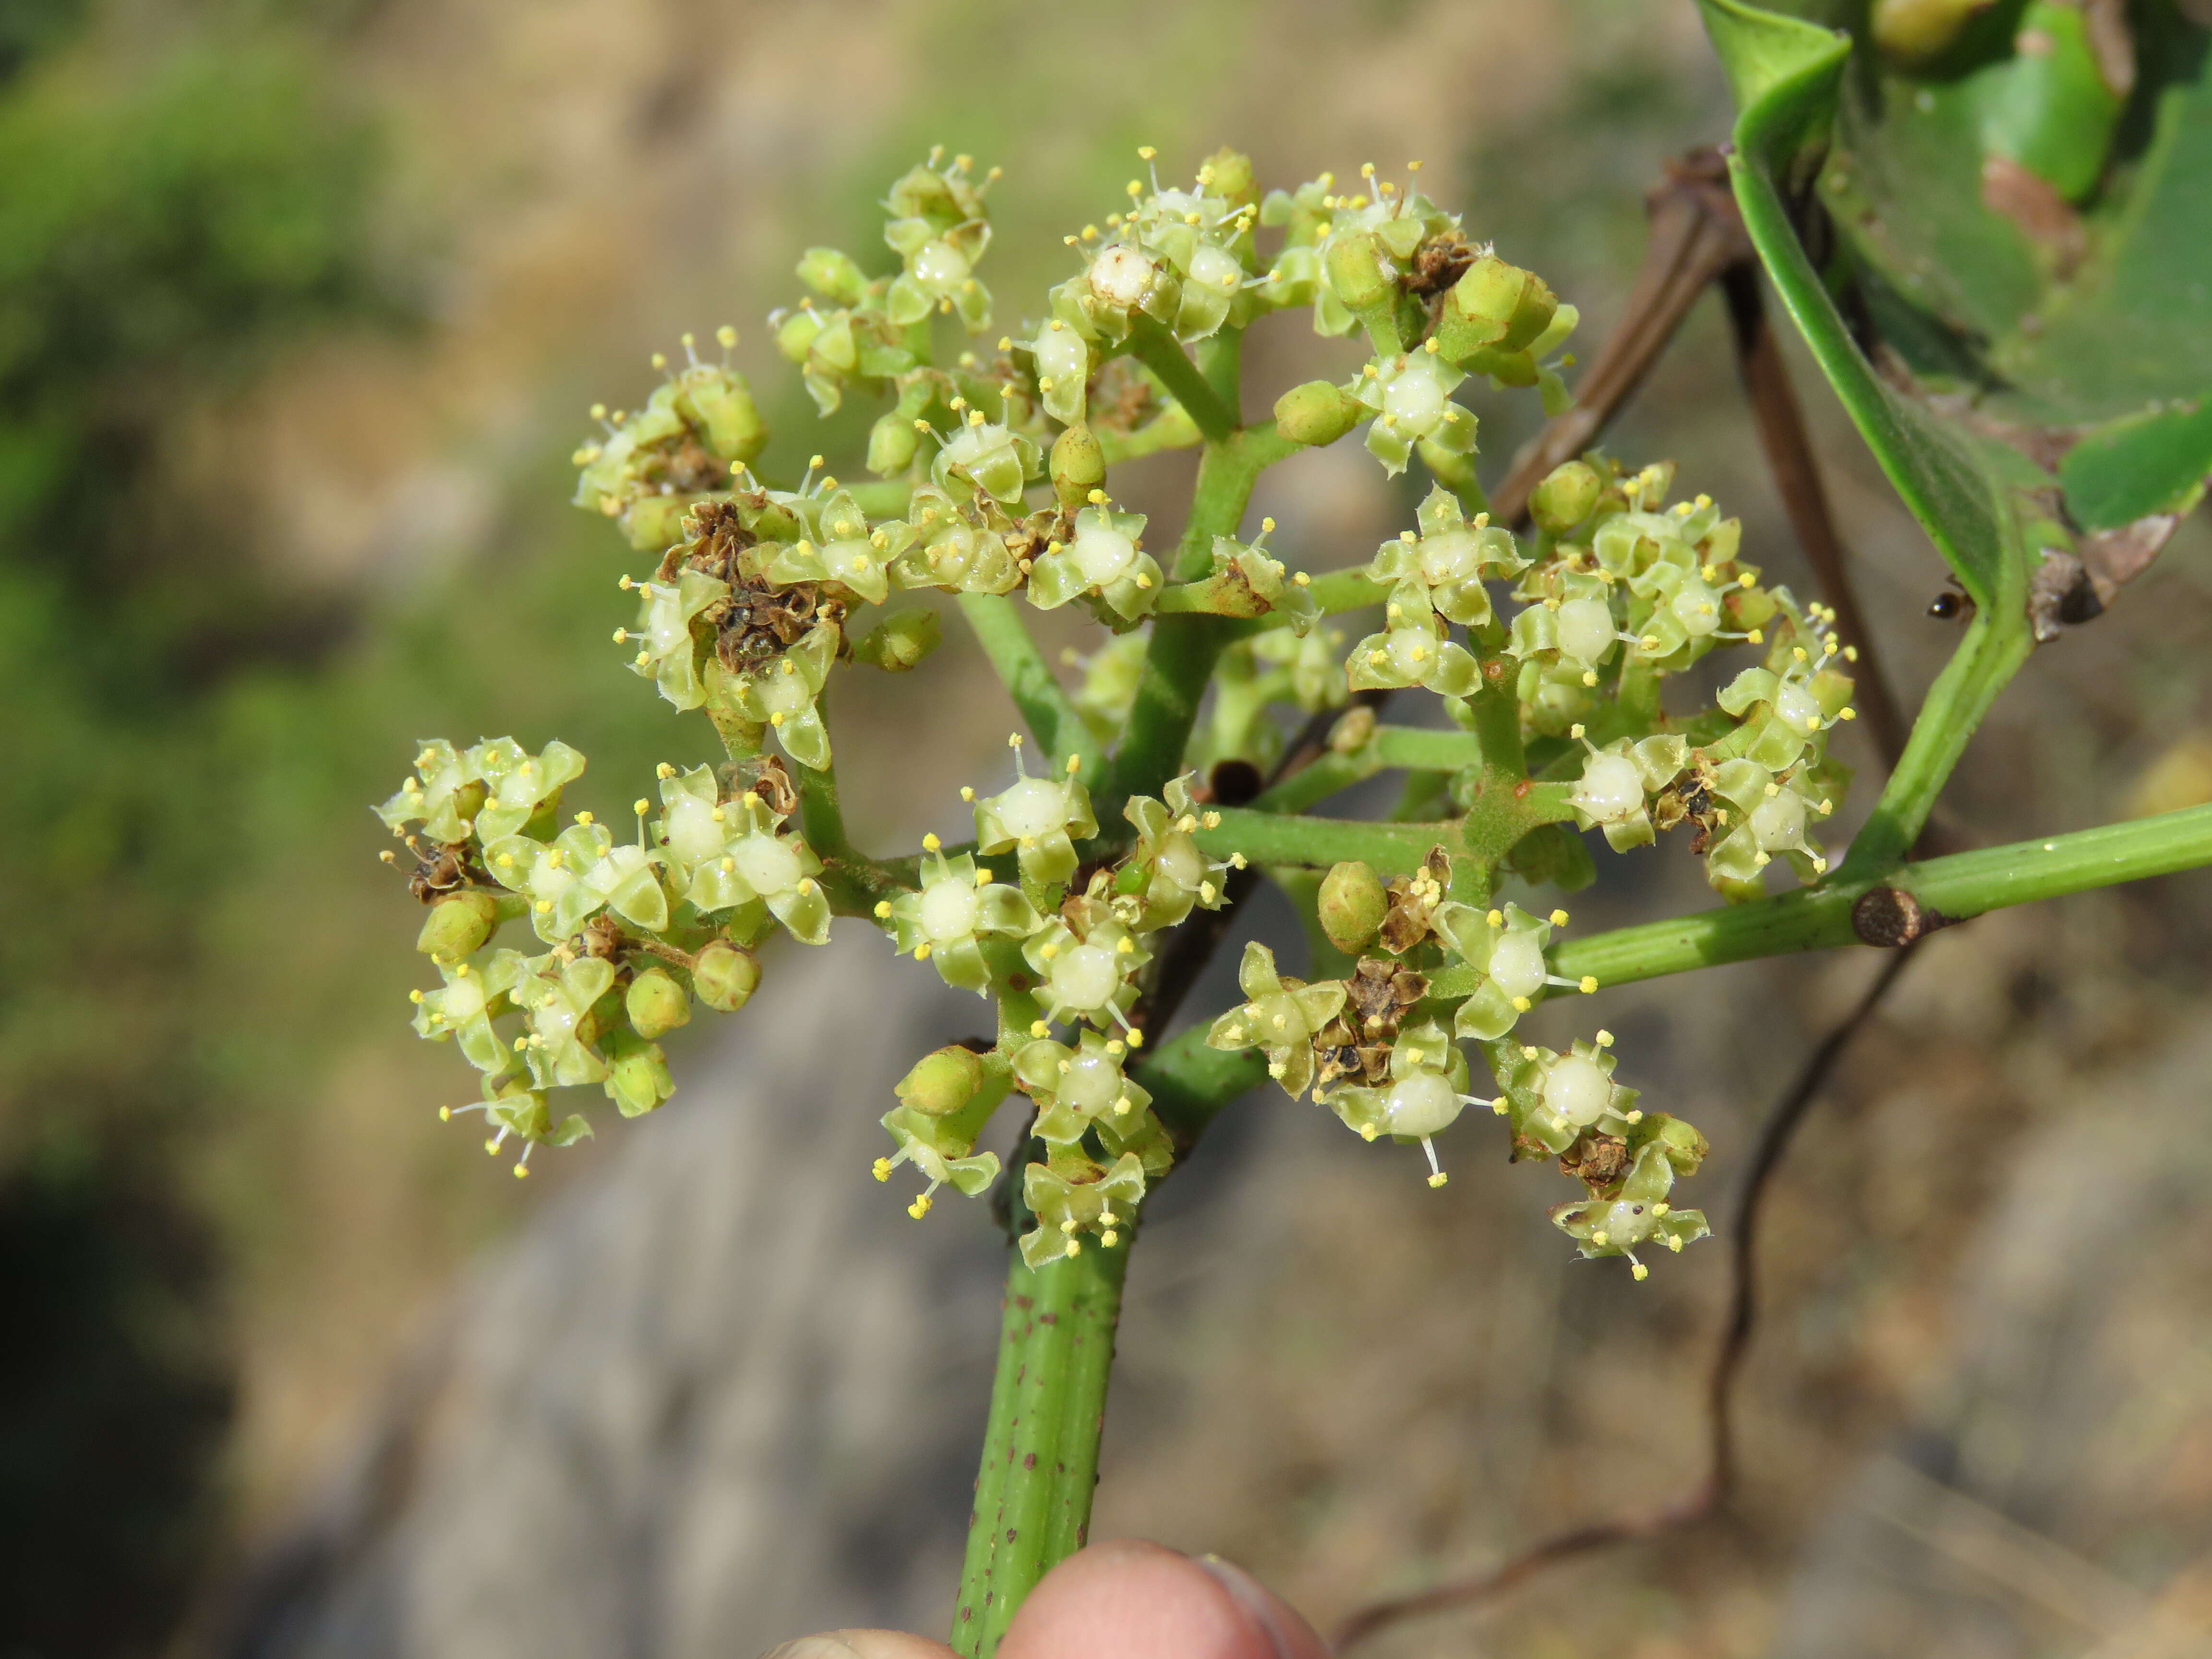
[1194,1555,1297,1659]
[761,1639,863,1659]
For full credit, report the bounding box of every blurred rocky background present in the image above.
[5,1,2211,1656]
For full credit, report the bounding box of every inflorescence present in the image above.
[378,145,1858,1277]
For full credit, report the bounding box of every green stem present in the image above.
[1426,803,2212,999]
[1839,607,2031,878]
[958,593,1107,786]
[1196,330,1243,419]
[1097,405,1201,466]
[1249,750,1374,814]
[1125,315,1238,443]
[1108,432,1290,804]
[952,1235,1131,1659]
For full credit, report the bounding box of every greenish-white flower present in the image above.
[1027,503,1159,622]
[1367,484,1525,628]
[1205,941,1347,1100]
[730,620,841,771]
[878,834,1040,995]
[1345,584,1480,697]
[1353,344,1475,477]
[1321,1020,1491,1187]
[973,736,1098,886]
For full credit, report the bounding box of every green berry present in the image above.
[1530,459,1602,533]
[853,608,943,673]
[896,1046,986,1117]
[625,965,691,1039]
[692,941,761,1012]
[1274,380,1363,447]
[416,890,501,961]
[1050,423,1106,510]
[1317,860,1387,953]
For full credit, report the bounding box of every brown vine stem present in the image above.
[1334,940,1923,1649]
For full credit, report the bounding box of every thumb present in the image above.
[998,1539,1329,1659]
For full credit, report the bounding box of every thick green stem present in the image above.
[952,1236,1130,1659]
[1839,607,2031,878]
[958,592,1107,785]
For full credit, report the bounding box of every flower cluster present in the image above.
[379,143,1873,1287]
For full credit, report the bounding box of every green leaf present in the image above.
[2059,398,2212,529]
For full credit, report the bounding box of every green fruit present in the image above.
[417,890,501,961]
[625,966,692,1039]
[1317,860,1387,954]
[693,941,761,1012]
[1274,380,1363,447]
[897,1046,985,1117]
[1530,460,1602,533]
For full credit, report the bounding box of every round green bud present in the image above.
[1323,231,1396,313]
[622,493,694,553]
[867,409,922,477]
[1530,459,1603,534]
[896,1045,985,1118]
[608,1041,675,1117]
[1317,860,1388,954]
[1274,380,1364,448]
[1050,423,1106,510]
[692,941,761,1012]
[625,966,692,1040]
[853,608,943,673]
[774,308,825,363]
[796,245,868,306]
[417,890,501,961]
[1443,255,1557,355]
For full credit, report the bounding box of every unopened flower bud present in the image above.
[1318,860,1388,954]
[692,941,760,1012]
[1323,230,1395,313]
[896,1045,985,1117]
[607,1041,675,1117]
[1050,423,1107,510]
[1274,379,1363,447]
[625,965,691,1039]
[417,890,501,960]
[867,409,922,476]
[1439,254,1557,357]
[853,608,943,673]
[796,246,868,306]
[1530,459,1602,533]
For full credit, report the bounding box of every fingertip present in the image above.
[1000,1539,1328,1659]
[762,1631,957,1659]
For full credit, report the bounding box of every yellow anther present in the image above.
[1511,996,1531,1012]
[1486,909,1503,926]
[1632,1262,1650,1281]
[634,798,649,815]
[1580,976,1598,994]
[1596,1029,1614,1046]
[1031,1020,1050,1037]
[1137,144,1156,160]
[908,1195,933,1219]
[914,942,932,960]
[1126,1029,1143,1048]
[1066,754,1082,774]
[1427,1171,1448,1188]
[716,325,737,348]
[960,786,975,802]
[922,832,942,852]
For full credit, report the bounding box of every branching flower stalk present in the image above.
[372,143,2212,1656]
